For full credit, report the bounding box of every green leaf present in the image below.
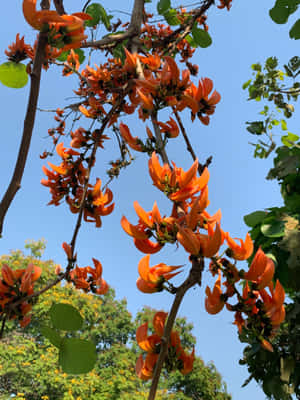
[157,0,170,15]
[164,9,180,25]
[269,6,290,24]
[269,0,299,24]
[261,220,285,237]
[191,26,212,48]
[244,211,267,227]
[246,121,265,135]
[40,325,62,347]
[0,62,28,89]
[50,303,83,331]
[185,34,198,48]
[281,119,288,130]
[57,51,69,62]
[281,132,299,147]
[57,49,85,64]
[59,338,97,374]
[86,3,111,29]
[242,79,252,90]
[290,19,300,39]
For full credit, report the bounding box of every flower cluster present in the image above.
[60,243,108,295]
[122,152,286,354]
[22,0,92,52]
[206,248,285,351]
[41,143,114,227]
[0,263,42,327]
[136,312,195,380]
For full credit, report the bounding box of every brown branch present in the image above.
[152,0,215,53]
[0,32,48,236]
[151,114,170,165]
[82,0,145,50]
[69,95,127,254]
[148,257,204,400]
[53,0,66,15]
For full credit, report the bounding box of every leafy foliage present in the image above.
[0,249,231,400]
[243,53,300,395]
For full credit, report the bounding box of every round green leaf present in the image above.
[50,303,83,331]
[261,220,285,237]
[59,338,97,374]
[86,3,110,29]
[269,6,290,24]
[157,0,170,15]
[0,62,28,89]
[192,26,212,48]
[244,211,267,227]
[40,325,62,347]
[164,9,180,26]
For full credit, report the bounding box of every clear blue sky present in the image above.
[0,0,298,398]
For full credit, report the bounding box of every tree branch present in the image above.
[53,0,66,15]
[0,32,48,236]
[82,0,145,49]
[148,257,204,400]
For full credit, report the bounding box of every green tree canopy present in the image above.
[0,245,231,400]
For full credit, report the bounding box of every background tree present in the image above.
[241,33,300,399]
[0,244,231,400]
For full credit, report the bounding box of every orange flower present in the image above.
[259,280,285,327]
[148,152,209,201]
[23,0,92,51]
[179,348,195,375]
[205,272,225,314]
[178,78,221,124]
[225,232,253,261]
[121,201,164,254]
[218,0,233,10]
[136,353,158,380]
[119,123,143,152]
[136,311,167,352]
[5,33,33,62]
[244,247,274,289]
[157,117,180,138]
[136,254,182,293]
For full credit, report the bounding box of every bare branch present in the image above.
[0,32,48,236]
[148,257,204,400]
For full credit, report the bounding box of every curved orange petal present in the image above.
[120,216,148,240]
[134,238,163,254]
[134,201,153,228]
[153,311,167,336]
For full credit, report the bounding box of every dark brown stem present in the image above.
[0,315,7,339]
[69,96,127,254]
[53,0,66,15]
[0,33,48,236]
[151,114,170,165]
[148,257,204,400]
[173,109,212,174]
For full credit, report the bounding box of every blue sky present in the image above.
[0,0,299,398]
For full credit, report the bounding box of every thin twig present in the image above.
[173,109,212,174]
[0,32,48,236]
[69,96,127,254]
[0,315,7,339]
